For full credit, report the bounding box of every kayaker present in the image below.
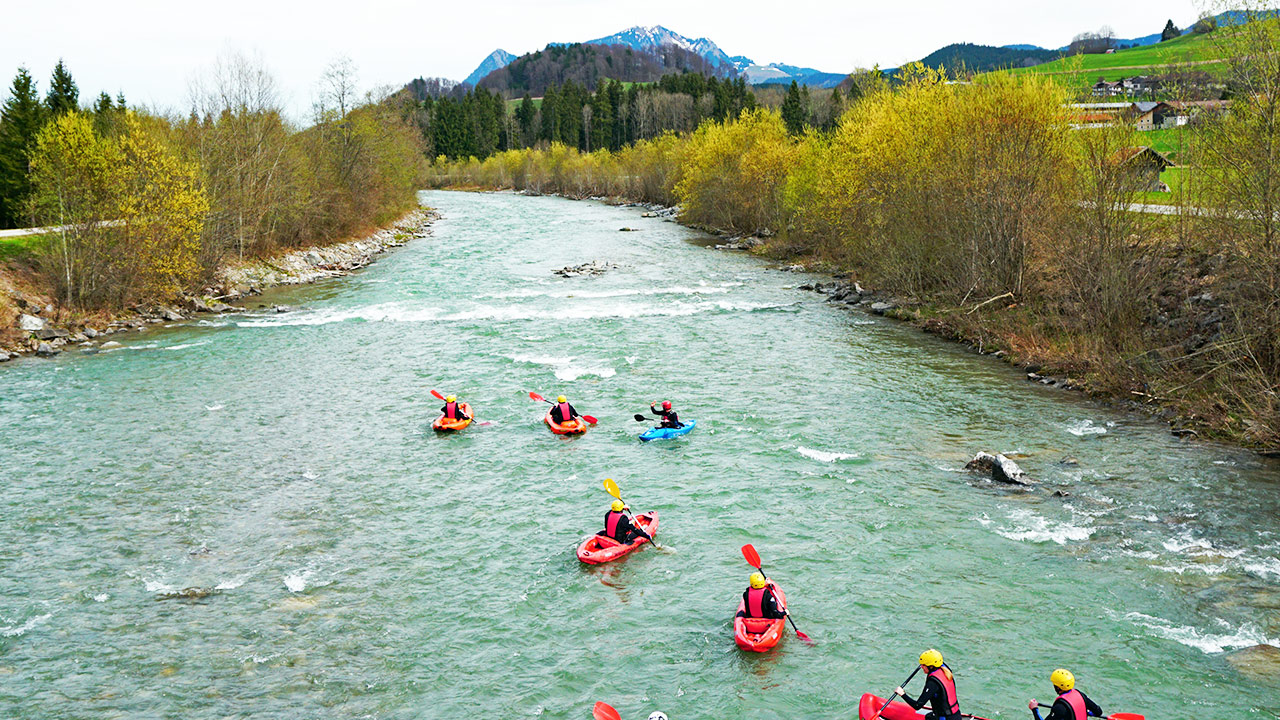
[550,395,580,424]
[649,400,683,429]
[736,572,786,619]
[895,649,961,720]
[439,395,470,422]
[1028,669,1103,720]
[599,500,653,544]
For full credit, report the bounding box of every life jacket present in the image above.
[605,511,624,540]
[929,666,960,717]
[445,402,459,419]
[556,402,573,423]
[1058,689,1087,720]
[745,586,767,618]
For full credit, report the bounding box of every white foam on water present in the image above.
[143,579,174,593]
[507,354,616,381]
[1243,556,1280,580]
[284,571,311,593]
[481,285,734,300]
[205,404,224,411]
[215,576,247,591]
[1129,513,1160,522]
[1,613,51,637]
[990,508,1095,545]
[163,340,210,351]
[1066,419,1111,436]
[1153,561,1232,576]
[301,470,318,480]
[1121,611,1279,653]
[796,446,861,463]
[235,299,792,328]
[92,593,109,602]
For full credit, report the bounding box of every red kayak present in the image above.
[733,579,787,652]
[545,410,587,435]
[576,512,658,564]
[857,693,920,720]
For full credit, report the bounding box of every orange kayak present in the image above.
[576,512,658,564]
[734,580,787,652]
[432,403,473,432]
[544,410,587,435]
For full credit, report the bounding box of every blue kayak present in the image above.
[640,419,696,442]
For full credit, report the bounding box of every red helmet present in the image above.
[662,400,672,410]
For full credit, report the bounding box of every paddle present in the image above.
[740,544,812,643]
[528,391,597,424]
[869,666,921,720]
[633,414,647,422]
[603,478,662,549]
[592,702,621,720]
[430,389,484,425]
[1029,702,1142,720]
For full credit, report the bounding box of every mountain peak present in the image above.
[463,49,517,87]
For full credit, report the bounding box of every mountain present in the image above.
[464,49,516,87]
[477,42,731,96]
[576,25,736,68]
[915,43,1058,74]
[1002,44,1047,51]
[751,64,848,88]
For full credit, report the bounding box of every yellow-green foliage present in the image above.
[675,109,797,235]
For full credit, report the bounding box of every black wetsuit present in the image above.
[598,510,651,543]
[736,586,786,619]
[550,402,579,424]
[440,403,470,421]
[903,671,962,720]
[1031,691,1102,720]
[651,405,682,428]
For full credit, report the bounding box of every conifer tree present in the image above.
[0,67,47,227]
[781,80,805,135]
[1161,19,1181,42]
[46,59,79,115]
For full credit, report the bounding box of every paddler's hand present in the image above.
[894,687,905,697]
[1028,700,1038,710]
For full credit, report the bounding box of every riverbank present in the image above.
[0,207,437,361]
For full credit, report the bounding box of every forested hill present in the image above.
[477,43,735,96]
[915,43,1059,74]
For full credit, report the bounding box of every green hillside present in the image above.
[1008,31,1227,78]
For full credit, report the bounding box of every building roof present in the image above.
[1114,145,1174,169]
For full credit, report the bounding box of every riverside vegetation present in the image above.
[429,5,1280,450]
[0,54,426,346]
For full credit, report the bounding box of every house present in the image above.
[1167,100,1231,126]
[1091,79,1124,97]
[1115,146,1174,192]
[1122,75,1162,96]
[1129,101,1176,131]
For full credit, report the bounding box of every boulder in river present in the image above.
[870,301,897,315]
[155,586,219,601]
[1226,643,1280,684]
[965,451,1034,485]
[554,261,618,278]
[0,350,11,362]
[34,342,60,357]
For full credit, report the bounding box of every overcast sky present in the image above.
[2,0,1206,118]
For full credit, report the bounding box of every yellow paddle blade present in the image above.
[603,478,621,499]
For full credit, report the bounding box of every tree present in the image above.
[46,59,79,116]
[1161,19,1182,42]
[0,67,47,227]
[781,80,805,135]
[1193,12,1218,34]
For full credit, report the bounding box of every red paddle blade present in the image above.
[592,701,622,720]
[741,543,761,569]
[528,391,545,402]
[1109,714,1145,720]
[794,629,813,642]
[583,415,598,425]
[430,389,445,400]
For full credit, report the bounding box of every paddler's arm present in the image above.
[898,676,937,711]
[1081,692,1102,718]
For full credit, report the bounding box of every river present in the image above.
[1,190,1277,719]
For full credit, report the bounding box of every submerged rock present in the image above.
[156,586,219,601]
[1226,644,1280,684]
[965,451,1034,485]
[554,261,618,278]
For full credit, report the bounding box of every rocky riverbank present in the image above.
[0,208,437,362]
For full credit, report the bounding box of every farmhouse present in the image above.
[1130,101,1176,131]
[1115,146,1174,192]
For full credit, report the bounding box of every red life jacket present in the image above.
[745,587,766,618]
[605,511,624,540]
[556,402,573,423]
[929,666,960,716]
[1058,689,1086,720]
[445,402,459,419]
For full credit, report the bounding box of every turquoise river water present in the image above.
[1,190,1278,719]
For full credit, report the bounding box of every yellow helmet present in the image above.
[611,500,625,512]
[919,648,944,669]
[446,395,456,402]
[749,572,767,589]
[557,395,567,403]
[1051,668,1075,692]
